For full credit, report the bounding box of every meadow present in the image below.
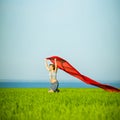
[0,88,120,120]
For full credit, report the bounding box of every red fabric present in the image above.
[46,56,120,92]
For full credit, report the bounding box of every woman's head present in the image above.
[49,64,55,71]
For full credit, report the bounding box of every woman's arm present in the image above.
[44,59,49,71]
[54,58,58,72]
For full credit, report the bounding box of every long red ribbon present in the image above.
[46,56,120,92]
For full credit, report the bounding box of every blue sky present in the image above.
[0,0,120,82]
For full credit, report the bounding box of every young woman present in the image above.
[44,58,60,93]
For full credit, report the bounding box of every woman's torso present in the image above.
[49,71,57,83]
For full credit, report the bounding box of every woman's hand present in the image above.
[44,58,47,61]
[44,58,49,62]
[44,58,48,60]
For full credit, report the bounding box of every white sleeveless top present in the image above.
[49,71,57,79]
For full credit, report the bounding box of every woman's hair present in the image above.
[49,64,55,70]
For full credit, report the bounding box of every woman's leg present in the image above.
[49,81,59,92]
[55,82,60,92]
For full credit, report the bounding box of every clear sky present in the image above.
[0,0,120,82]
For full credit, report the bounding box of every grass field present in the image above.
[0,88,120,120]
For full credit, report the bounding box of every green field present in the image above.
[0,88,120,120]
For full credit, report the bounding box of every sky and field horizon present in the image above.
[0,0,120,83]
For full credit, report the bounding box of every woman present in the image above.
[44,58,60,93]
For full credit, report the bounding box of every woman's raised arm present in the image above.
[54,58,58,72]
[44,59,49,71]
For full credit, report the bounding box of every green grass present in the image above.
[0,88,120,120]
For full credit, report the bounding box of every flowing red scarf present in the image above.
[46,56,120,92]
